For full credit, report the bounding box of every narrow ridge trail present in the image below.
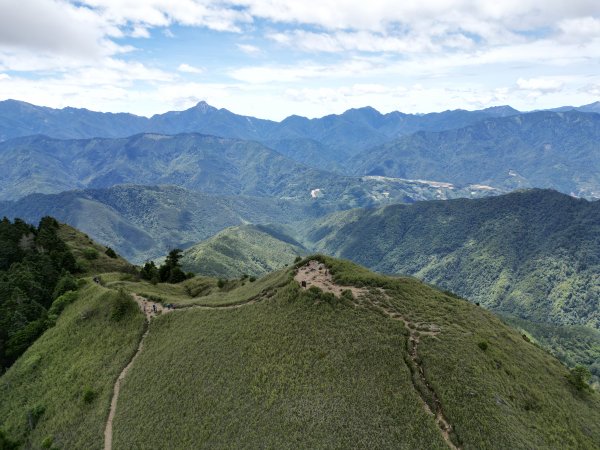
[295,261,461,449]
[103,292,259,450]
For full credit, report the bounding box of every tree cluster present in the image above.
[140,249,188,284]
[0,217,78,371]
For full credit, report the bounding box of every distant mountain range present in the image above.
[351,110,600,198]
[1,99,599,200]
[0,132,500,203]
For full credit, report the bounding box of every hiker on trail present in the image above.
[143,301,147,313]
[153,304,157,313]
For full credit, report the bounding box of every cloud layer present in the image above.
[0,0,598,118]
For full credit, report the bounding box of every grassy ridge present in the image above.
[179,224,306,278]
[0,282,145,449]
[105,268,290,307]
[108,257,600,449]
[305,190,600,381]
[57,223,134,275]
[112,282,446,449]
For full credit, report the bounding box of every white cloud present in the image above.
[234,0,600,33]
[178,63,204,74]
[229,58,380,83]
[237,43,261,54]
[517,77,565,93]
[78,0,252,32]
[0,0,599,119]
[131,26,151,38]
[0,0,121,58]
[558,16,600,43]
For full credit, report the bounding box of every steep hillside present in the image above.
[57,223,135,275]
[0,185,324,263]
[0,133,500,203]
[0,217,81,371]
[0,282,145,449]
[352,111,600,198]
[306,189,600,330]
[178,224,306,278]
[3,256,598,449]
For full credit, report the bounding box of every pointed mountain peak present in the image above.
[192,100,217,114]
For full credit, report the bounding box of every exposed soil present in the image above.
[104,326,149,450]
[131,293,173,320]
[294,259,368,298]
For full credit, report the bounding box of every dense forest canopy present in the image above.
[0,217,78,371]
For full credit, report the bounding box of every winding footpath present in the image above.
[103,293,258,450]
[295,261,461,450]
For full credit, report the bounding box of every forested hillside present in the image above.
[306,189,600,329]
[0,217,78,371]
[0,133,499,203]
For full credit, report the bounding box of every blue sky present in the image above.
[0,0,599,119]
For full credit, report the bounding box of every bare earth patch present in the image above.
[294,259,367,298]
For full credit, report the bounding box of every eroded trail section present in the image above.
[377,304,460,450]
[295,260,367,298]
[104,326,149,450]
[131,293,172,319]
[296,261,460,450]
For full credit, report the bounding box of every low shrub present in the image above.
[82,248,99,260]
[82,387,97,404]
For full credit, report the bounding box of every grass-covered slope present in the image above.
[306,189,600,330]
[57,223,134,275]
[108,257,599,449]
[0,282,145,449]
[178,224,306,278]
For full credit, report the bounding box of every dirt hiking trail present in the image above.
[103,292,258,450]
[296,261,460,449]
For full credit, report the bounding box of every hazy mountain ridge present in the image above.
[0,132,502,204]
[0,185,325,263]
[352,110,600,198]
[0,99,518,143]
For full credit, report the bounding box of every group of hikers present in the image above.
[141,300,175,315]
